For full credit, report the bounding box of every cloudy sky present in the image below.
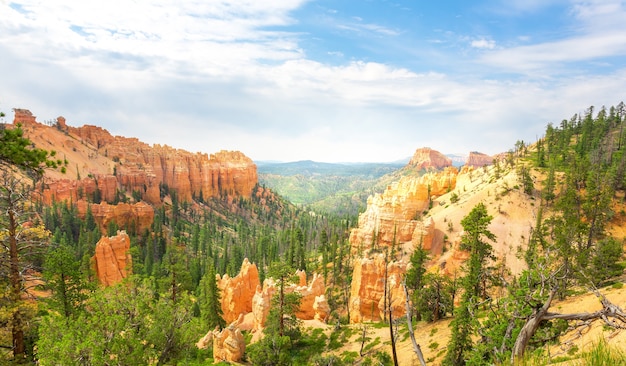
[1,0,626,162]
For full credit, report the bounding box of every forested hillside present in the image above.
[258,160,405,216]
[2,103,626,365]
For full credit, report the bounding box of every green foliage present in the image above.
[36,279,203,366]
[590,238,625,285]
[258,161,404,216]
[0,124,66,178]
[198,261,225,330]
[42,244,92,320]
[445,203,495,366]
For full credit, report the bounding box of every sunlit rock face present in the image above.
[349,254,407,323]
[349,167,457,252]
[251,270,327,330]
[218,258,260,324]
[93,231,131,286]
[16,109,258,207]
[197,326,246,364]
[408,147,452,171]
[465,151,493,167]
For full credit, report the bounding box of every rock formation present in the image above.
[349,167,457,251]
[251,270,327,330]
[465,151,493,167]
[349,254,407,323]
[408,147,452,171]
[15,110,258,207]
[218,258,260,323]
[313,295,331,322]
[76,200,155,234]
[196,325,245,364]
[92,231,131,286]
[12,108,37,125]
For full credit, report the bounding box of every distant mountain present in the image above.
[256,160,405,178]
[257,160,406,215]
[446,153,467,167]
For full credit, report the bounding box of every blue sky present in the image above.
[1,0,626,162]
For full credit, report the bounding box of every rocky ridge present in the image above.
[13,109,258,234]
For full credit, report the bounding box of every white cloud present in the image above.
[480,0,626,73]
[1,0,625,163]
[471,38,496,49]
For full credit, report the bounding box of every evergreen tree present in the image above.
[43,244,92,321]
[198,261,225,330]
[444,203,495,366]
[405,243,428,321]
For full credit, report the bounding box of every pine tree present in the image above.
[199,261,225,330]
[444,203,496,366]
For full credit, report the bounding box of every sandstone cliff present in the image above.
[349,254,407,323]
[408,147,452,171]
[349,167,457,251]
[15,110,258,206]
[92,231,132,286]
[465,151,493,167]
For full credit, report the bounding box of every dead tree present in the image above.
[511,288,626,364]
[402,281,427,366]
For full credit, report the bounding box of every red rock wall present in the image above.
[16,111,258,206]
[465,151,493,167]
[408,147,452,171]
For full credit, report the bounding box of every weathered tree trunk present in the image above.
[511,288,626,364]
[403,282,427,366]
[8,188,25,359]
[511,289,556,363]
[385,257,399,366]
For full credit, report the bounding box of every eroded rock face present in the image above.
[16,110,258,206]
[313,295,330,322]
[197,325,245,364]
[76,200,154,234]
[465,151,493,167]
[251,271,327,330]
[213,326,246,363]
[349,167,457,251]
[92,231,131,286]
[218,259,260,324]
[349,255,407,323]
[408,147,452,171]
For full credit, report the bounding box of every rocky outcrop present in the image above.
[218,259,260,323]
[349,167,457,251]
[196,326,245,364]
[15,110,258,206]
[74,121,258,204]
[251,271,327,330]
[213,326,246,363]
[349,255,407,323]
[76,200,154,234]
[92,231,131,286]
[465,151,493,167]
[313,295,331,322]
[408,147,452,171]
[12,108,37,125]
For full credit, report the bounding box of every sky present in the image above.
[1,0,626,163]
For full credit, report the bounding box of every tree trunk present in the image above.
[403,282,426,366]
[8,198,25,359]
[511,289,556,363]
